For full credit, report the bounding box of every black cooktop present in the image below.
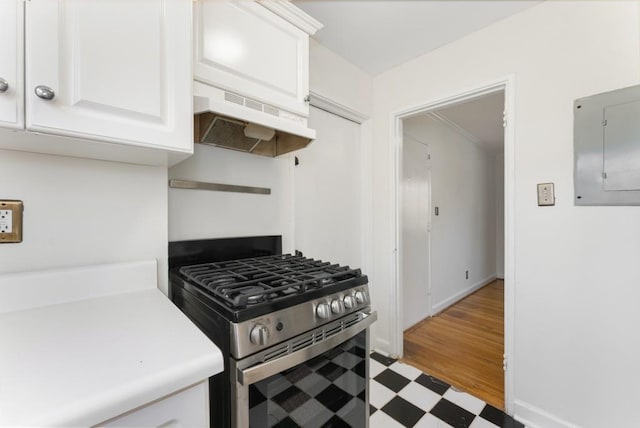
[169,236,368,322]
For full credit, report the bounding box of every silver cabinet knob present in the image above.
[0,78,8,93]
[249,324,269,346]
[343,295,356,309]
[355,290,368,305]
[35,85,55,100]
[316,302,331,319]
[331,299,345,315]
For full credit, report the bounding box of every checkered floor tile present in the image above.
[369,352,525,428]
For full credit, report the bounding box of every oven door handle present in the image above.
[237,311,377,386]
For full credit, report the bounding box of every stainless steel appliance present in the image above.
[169,236,377,427]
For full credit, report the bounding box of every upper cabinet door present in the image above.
[0,0,24,130]
[194,0,310,117]
[24,0,192,152]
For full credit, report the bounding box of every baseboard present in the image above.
[432,274,497,315]
[513,399,580,428]
[373,337,391,355]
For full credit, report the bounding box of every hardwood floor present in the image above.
[402,280,504,410]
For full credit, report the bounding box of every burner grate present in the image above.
[179,254,361,309]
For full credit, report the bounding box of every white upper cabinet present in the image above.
[194,0,320,118]
[0,0,192,166]
[25,0,192,153]
[0,0,23,130]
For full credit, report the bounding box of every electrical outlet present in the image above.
[0,200,23,243]
[537,183,555,206]
[0,210,12,233]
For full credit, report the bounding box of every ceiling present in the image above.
[293,1,541,75]
[434,91,504,154]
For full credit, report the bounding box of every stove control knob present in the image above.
[355,290,368,305]
[250,324,270,346]
[331,299,345,315]
[343,295,356,309]
[316,302,331,319]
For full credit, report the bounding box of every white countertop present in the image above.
[0,261,223,427]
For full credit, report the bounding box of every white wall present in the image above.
[168,145,295,252]
[309,38,373,117]
[401,133,430,330]
[370,2,640,427]
[0,150,168,292]
[496,153,505,278]
[404,116,497,317]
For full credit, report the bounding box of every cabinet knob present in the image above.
[35,85,55,100]
[0,78,8,93]
[304,94,311,103]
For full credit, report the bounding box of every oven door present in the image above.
[231,311,376,428]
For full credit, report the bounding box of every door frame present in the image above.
[389,75,516,413]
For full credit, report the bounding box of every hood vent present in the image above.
[195,113,313,157]
[224,91,279,118]
[193,82,316,157]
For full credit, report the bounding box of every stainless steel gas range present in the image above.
[169,236,377,427]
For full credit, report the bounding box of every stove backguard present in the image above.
[169,236,282,269]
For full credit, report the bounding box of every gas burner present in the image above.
[223,285,270,306]
[307,271,335,287]
[177,254,364,314]
[208,275,238,288]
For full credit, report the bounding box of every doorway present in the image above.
[390,77,515,413]
[400,91,505,408]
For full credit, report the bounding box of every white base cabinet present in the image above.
[0,0,193,166]
[97,382,210,428]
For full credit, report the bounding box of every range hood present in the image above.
[194,82,316,157]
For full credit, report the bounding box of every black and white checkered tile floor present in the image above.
[369,352,525,428]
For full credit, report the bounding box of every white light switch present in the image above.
[537,183,555,206]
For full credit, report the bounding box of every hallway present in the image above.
[402,280,504,409]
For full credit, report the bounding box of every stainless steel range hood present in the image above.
[194,82,316,157]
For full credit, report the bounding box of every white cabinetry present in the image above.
[194,0,320,118]
[0,0,23,129]
[98,381,209,428]
[0,0,193,166]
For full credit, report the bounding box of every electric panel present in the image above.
[575,84,640,205]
